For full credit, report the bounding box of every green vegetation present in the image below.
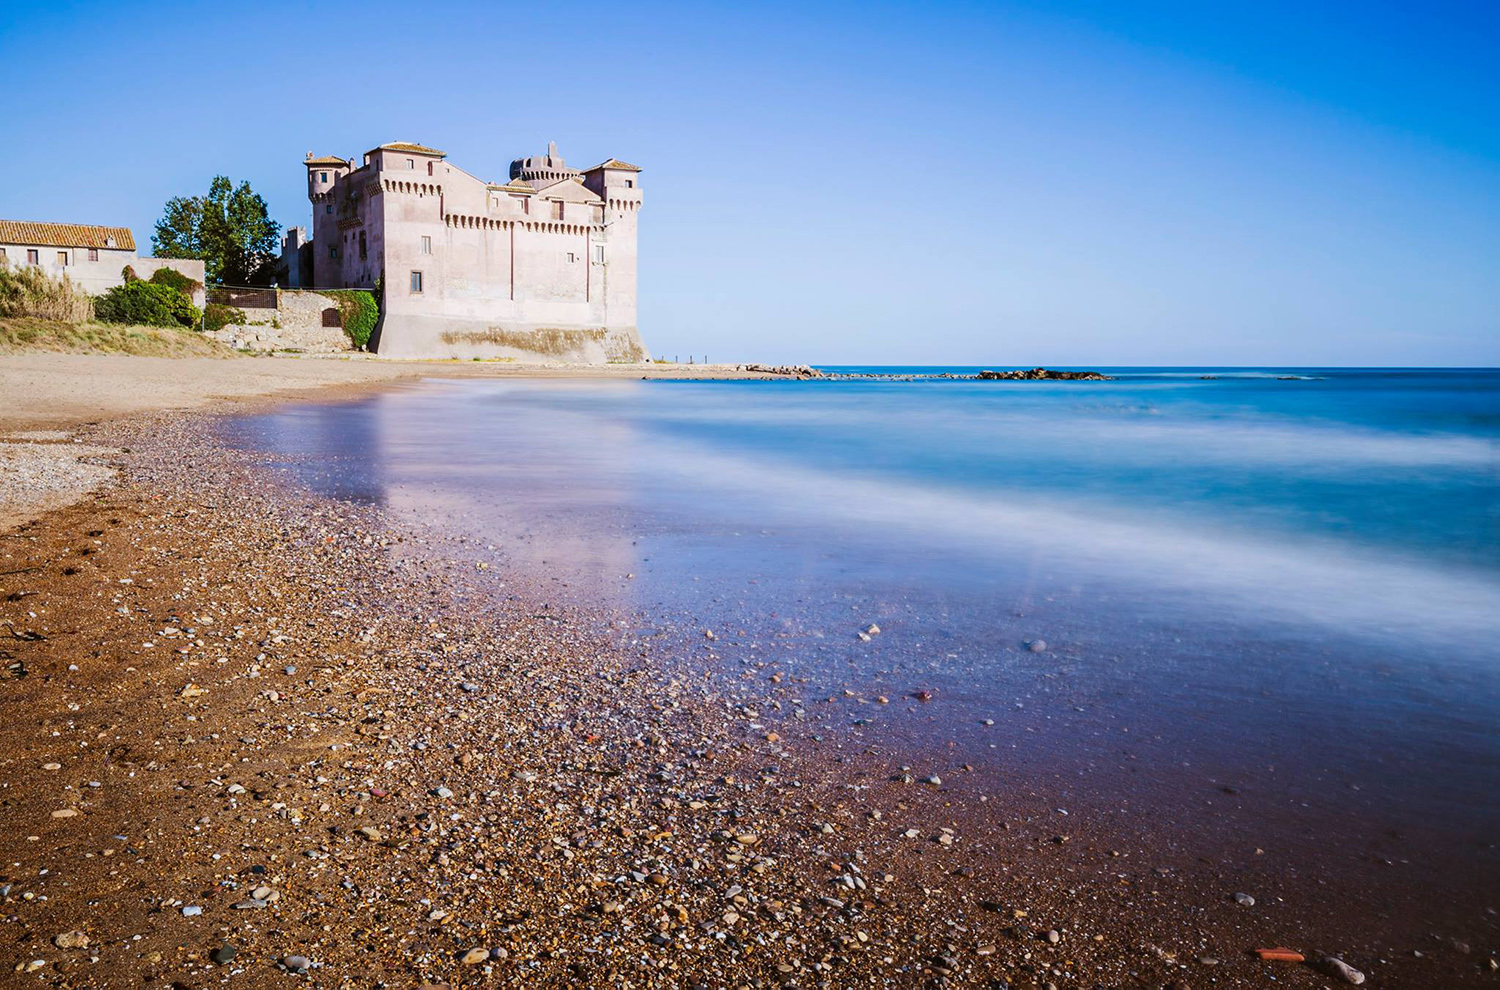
[0,259,95,322]
[94,275,201,329]
[0,317,235,357]
[152,176,281,285]
[147,266,202,298]
[203,302,247,333]
[321,289,379,349]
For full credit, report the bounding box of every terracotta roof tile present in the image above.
[584,158,642,172]
[304,155,349,167]
[373,142,446,157]
[0,220,135,251]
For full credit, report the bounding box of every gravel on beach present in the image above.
[0,408,1491,988]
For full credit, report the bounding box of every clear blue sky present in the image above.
[2,1,1496,365]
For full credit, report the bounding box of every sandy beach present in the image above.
[0,353,1492,988]
[0,353,791,531]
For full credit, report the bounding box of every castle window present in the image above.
[326,204,333,214]
[592,244,605,264]
[359,231,367,260]
[407,158,415,170]
[320,172,328,182]
[88,248,99,262]
[428,162,434,176]
[27,249,38,265]
[57,251,68,266]
[625,179,634,188]
[567,252,576,263]
[410,271,423,293]
[329,246,338,258]
[421,236,431,255]
[552,201,564,220]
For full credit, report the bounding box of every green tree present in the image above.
[152,176,280,285]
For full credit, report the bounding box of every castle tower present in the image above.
[305,152,351,288]
[510,141,583,188]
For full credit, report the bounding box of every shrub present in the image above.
[94,279,200,329]
[321,289,378,349]
[0,258,94,322]
[147,266,202,298]
[203,302,247,333]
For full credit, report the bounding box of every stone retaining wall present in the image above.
[205,289,356,353]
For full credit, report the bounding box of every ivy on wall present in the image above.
[320,289,379,350]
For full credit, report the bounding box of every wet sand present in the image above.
[0,368,1494,986]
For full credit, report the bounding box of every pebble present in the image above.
[51,808,78,818]
[282,954,312,973]
[461,947,490,965]
[1046,929,1061,943]
[211,945,237,965]
[1027,639,1047,653]
[53,930,89,949]
[1232,891,1255,906]
[1317,955,1366,984]
[460,681,481,693]
[181,905,203,917]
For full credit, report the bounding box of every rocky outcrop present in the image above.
[976,368,1112,381]
[743,364,823,378]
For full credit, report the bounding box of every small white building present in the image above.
[0,220,206,307]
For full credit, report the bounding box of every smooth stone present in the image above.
[53,931,89,949]
[211,945,237,965]
[282,955,312,973]
[1317,956,1366,985]
[1027,639,1048,653]
[181,905,203,917]
[460,948,489,965]
[1233,891,1255,906]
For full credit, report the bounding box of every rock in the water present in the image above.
[977,367,1112,381]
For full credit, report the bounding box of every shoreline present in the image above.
[0,366,1492,986]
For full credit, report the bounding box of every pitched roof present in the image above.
[371,142,446,157]
[487,180,534,194]
[584,158,642,172]
[304,155,349,167]
[0,220,135,251]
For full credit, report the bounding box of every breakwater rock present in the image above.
[976,367,1112,380]
[742,363,825,378]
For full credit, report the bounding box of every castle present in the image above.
[298,141,646,361]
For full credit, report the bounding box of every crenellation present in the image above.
[298,140,645,360]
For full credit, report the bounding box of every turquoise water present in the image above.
[225,368,1500,895]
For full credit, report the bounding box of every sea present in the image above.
[224,367,1500,908]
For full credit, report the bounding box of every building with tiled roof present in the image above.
[0,220,136,252]
[0,220,204,304]
[299,140,645,361]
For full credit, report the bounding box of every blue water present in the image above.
[223,368,1500,892]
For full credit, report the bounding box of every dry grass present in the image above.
[0,260,95,322]
[0,317,237,357]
